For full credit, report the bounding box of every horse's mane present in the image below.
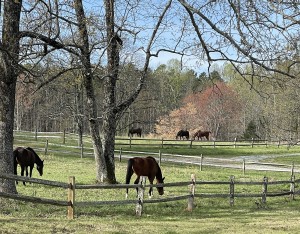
[26,147,43,164]
[155,164,163,181]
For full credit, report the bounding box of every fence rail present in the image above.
[13,130,300,149]
[13,137,300,174]
[0,173,298,219]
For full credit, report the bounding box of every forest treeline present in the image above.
[15,59,300,142]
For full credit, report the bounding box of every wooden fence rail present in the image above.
[0,173,298,219]
[14,130,300,149]
[15,139,299,174]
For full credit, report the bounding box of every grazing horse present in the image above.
[176,130,189,140]
[193,130,211,140]
[128,127,142,137]
[13,147,44,185]
[125,156,164,198]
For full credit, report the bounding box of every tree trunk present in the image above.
[101,0,120,184]
[0,0,22,194]
[74,0,108,183]
[74,84,84,147]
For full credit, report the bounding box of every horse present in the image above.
[192,130,211,141]
[128,127,142,137]
[13,147,44,185]
[125,156,164,198]
[176,130,189,140]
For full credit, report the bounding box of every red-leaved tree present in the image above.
[156,82,243,140]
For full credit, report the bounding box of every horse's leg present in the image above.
[148,177,155,198]
[134,176,140,197]
[29,165,34,184]
[21,166,26,186]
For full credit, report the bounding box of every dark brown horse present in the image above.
[193,130,211,140]
[128,127,142,137]
[125,156,164,198]
[176,130,189,140]
[13,147,44,185]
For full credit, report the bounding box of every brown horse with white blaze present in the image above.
[125,156,164,198]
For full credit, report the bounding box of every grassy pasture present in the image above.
[2,132,300,233]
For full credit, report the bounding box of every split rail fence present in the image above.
[0,173,299,219]
[14,130,300,149]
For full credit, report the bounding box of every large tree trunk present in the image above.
[74,0,108,183]
[101,0,120,184]
[0,0,22,194]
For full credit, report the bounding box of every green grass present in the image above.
[3,131,300,233]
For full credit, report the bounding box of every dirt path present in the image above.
[161,153,300,173]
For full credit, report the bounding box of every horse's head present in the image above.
[37,160,44,176]
[157,177,165,195]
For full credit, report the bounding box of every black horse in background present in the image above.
[176,130,189,140]
[128,127,142,137]
[13,146,44,185]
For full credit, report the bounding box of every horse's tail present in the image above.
[13,149,18,175]
[125,158,134,198]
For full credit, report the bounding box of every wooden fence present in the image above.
[0,173,299,219]
[29,141,300,174]
[13,135,300,174]
[13,130,300,149]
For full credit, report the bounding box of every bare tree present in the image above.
[0,1,21,193]
[1,0,299,192]
[176,1,299,85]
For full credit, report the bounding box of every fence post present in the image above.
[67,176,75,219]
[234,137,237,148]
[291,162,294,177]
[189,140,193,148]
[187,174,196,211]
[200,154,203,171]
[44,140,49,155]
[290,175,295,200]
[63,129,66,144]
[251,138,254,148]
[277,138,280,148]
[229,175,235,206]
[136,176,146,216]
[80,144,84,159]
[119,148,122,162]
[129,136,132,148]
[35,128,38,141]
[242,159,245,175]
[161,138,164,148]
[261,176,268,205]
[159,150,162,166]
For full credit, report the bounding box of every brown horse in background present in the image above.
[125,156,164,198]
[128,127,142,137]
[13,147,44,185]
[193,130,211,140]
